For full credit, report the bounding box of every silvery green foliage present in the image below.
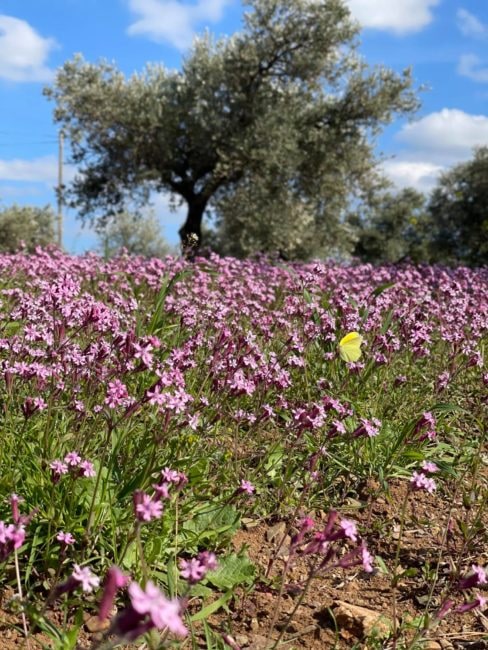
[351,188,431,264]
[0,204,55,252]
[96,211,173,259]
[427,146,488,266]
[44,0,418,256]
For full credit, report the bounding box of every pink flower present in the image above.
[455,594,488,614]
[410,471,436,494]
[80,460,96,478]
[9,525,25,550]
[422,461,439,474]
[72,564,100,593]
[0,522,15,544]
[361,545,374,573]
[459,565,487,590]
[33,397,47,411]
[340,519,358,542]
[352,417,382,438]
[0,521,25,559]
[161,467,180,483]
[57,531,75,546]
[105,380,129,408]
[135,493,163,522]
[198,551,218,572]
[50,460,69,478]
[64,451,82,467]
[179,558,207,583]
[152,482,170,500]
[128,581,187,636]
[239,480,255,495]
[160,467,187,487]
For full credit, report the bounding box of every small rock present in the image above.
[345,497,362,509]
[438,641,454,650]
[276,535,291,557]
[333,600,395,639]
[235,634,249,646]
[84,615,110,633]
[247,634,271,649]
[243,518,260,529]
[266,522,286,543]
[250,617,260,632]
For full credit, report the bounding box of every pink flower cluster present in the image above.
[290,511,374,575]
[410,461,439,494]
[49,452,96,482]
[436,565,487,619]
[133,467,188,522]
[95,566,187,641]
[179,551,218,583]
[0,521,25,560]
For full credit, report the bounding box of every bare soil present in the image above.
[1,478,487,649]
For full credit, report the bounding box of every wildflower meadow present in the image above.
[0,248,486,649]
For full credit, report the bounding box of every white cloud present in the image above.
[458,54,488,83]
[127,0,231,50]
[0,15,57,82]
[345,0,439,34]
[383,109,488,191]
[0,155,76,185]
[456,8,488,39]
[0,155,58,183]
[396,109,488,162]
[382,160,443,192]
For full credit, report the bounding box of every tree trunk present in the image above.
[178,197,207,253]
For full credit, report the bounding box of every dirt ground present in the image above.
[1,479,487,649]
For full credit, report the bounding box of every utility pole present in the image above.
[57,129,64,249]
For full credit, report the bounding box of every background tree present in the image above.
[352,188,431,264]
[0,204,55,253]
[45,0,418,253]
[427,147,488,266]
[211,177,359,260]
[96,210,173,259]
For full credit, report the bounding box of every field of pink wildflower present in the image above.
[0,248,486,649]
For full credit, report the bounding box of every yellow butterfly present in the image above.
[338,332,363,362]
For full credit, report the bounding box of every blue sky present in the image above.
[0,0,487,253]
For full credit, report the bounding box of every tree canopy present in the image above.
[352,188,431,264]
[97,211,172,259]
[45,0,418,254]
[0,204,55,253]
[428,147,488,266]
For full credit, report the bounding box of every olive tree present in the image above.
[44,0,418,253]
[428,147,488,266]
[0,204,55,253]
[96,210,173,259]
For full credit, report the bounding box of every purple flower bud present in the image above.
[458,565,487,590]
[10,494,22,524]
[99,566,129,622]
[435,598,455,620]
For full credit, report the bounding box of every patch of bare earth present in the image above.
[1,478,487,649]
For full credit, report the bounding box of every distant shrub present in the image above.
[0,203,55,253]
[97,210,173,259]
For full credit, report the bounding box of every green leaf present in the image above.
[374,555,390,576]
[190,590,233,622]
[182,504,241,544]
[205,551,255,590]
[371,282,396,298]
